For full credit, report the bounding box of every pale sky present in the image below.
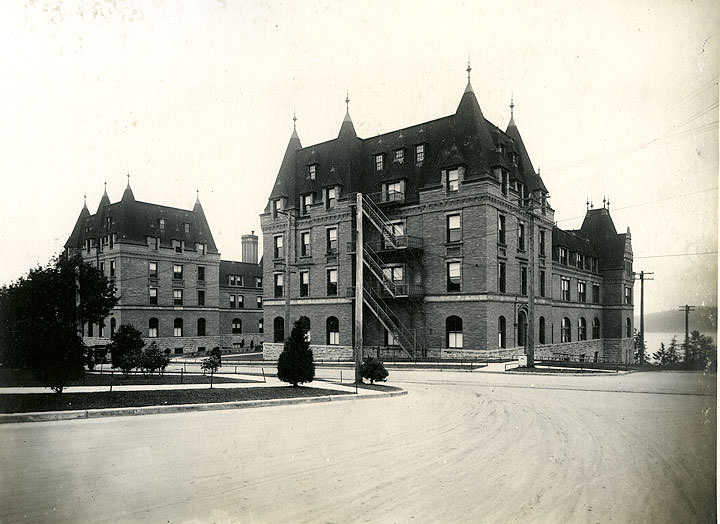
[1,0,717,314]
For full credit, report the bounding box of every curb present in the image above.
[0,389,407,424]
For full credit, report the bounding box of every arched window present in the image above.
[592,317,600,339]
[578,317,587,341]
[149,318,158,338]
[626,317,632,338]
[273,317,284,343]
[326,316,339,345]
[498,316,506,348]
[258,318,264,334]
[232,318,242,334]
[173,318,183,337]
[110,317,117,339]
[517,310,527,347]
[446,316,463,348]
[539,316,546,344]
[197,318,206,336]
[561,317,571,342]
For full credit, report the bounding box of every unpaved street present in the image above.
[0,370,715,523]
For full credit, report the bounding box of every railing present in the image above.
[362,285,417,358]
[361,194,399,249]
[363,243,404,298]
[365,235,424,252]
[367,190,405,205]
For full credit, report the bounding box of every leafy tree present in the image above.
[201,356,220,374]
[277,317,315,387]
[138,342,171,375]
[0,255,117,393]
[210,346,222,366]
[653,337,681,366]
[361,356,389,384]
[110,324,144,375]
[684,330,717,370]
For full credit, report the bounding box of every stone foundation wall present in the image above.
[262,342,353,362]
[534,339,604,361]
[220,332,263,351]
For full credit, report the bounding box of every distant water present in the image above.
[644,331,716,361]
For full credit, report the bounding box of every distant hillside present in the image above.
[639,306,717,333]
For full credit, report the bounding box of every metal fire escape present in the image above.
[353,192,424,358]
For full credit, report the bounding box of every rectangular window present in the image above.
[273,198,283,219]
[149,261,158,278]
[559,247,568,265]
[308,164,316,180]
[498,215,506,244]
[174,325,182,337]
[300,231,311,257]
[256,276,262,288]
[237,295,244,308]
[173,264,183,280]
[174,240,184,253]
[446,214,461,243]
[197,290,205,306]
[274,273,283,298]
[300,270,310,297]
[99,261,105,275]
[385,180,404,202]
[498,261,506,293]
[394,149,404,163]
[149,287,158,305]
[415,144,424,163]
[173,289,183,306]
[196,243,206,255]
[375,154,384,171]
[501,170,509,195]
[326,268,338,296]
[229,275,235,286]
[159,218,166,231]
[447,261,461,292]
[385,329,398,346]
[625,286,632,305]
[326,227,338,254]
[184,223,191,234]
[539,230,546,256]
[149,324,158,338]
[520,266,527,295]
[257,296,263,308]
[518,223,525,251]
[230,295,236,308]
[576,253,584,269]
[109,259,116,278]
[198,266,205,281]
[325,186,337,209]
[561,278,570,301]
[540,270,546,297]
[447,168,459,192]
[301,193,313,215]
[592,284,600,304]
[237,275,244,287]
[274,235,284,259]
[578,281,587,302]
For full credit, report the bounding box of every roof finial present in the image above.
[586,197,590,210]
[606,197,610,210]
[293,111,297,130]
[590,199,594,209]
[510,95,515,118]
[345,90,350,112]
[466,59,472,81]
[196,188,200,200]
[126,172,131,188]
[603,195,606,208]
[83,193,87,205]
[104,180,107,191]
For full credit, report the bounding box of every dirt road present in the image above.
[0,370,715,523]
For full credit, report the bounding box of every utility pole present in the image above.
[75,265,82,337]
[677,304,695,365]
[284,210,292,333]
[633,270,653,364]
[354,193,364,383]
[525,192,537,368]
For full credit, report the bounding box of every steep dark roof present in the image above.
[219,260,262,284]
[65,191,219,254]
[265,80,549,207]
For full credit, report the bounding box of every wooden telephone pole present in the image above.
[677,304,696,364]
[633,270,653,364]
[354,193,364,383]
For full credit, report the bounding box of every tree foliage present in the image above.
[201,356,220,374]
[277,317,315,387]
[361,356,389,384]
[633,329,650,364]
[653,337,681,366]
[110,324,145,375]
[138,342,171,375]
[684,330,717,370]
[0,255,117,392]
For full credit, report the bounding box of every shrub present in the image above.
[201,356,220,374]
[110,324,144,375]
[361,356,389,384]
[277,318,315,387]
[210,346,222,366]
[138,342,171,375]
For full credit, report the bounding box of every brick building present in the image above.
[64,182,263,354]
[261,70,634,363]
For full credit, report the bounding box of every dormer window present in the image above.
[325,186,337,209]
[106,217,111,229]
[384,180,405,203]
[159,218,166,232]
[184,223,191,234]
[558,247,568,265]
[300,193,313,216]
[308,164,317,180]
[415,144,425,163]
[509,152,518,165]
[447,168,459,192]
[196,242,206,255]
[495,143,505,153]
[272,198,284,219]
[375,154,384,172]
[394,149,404,164]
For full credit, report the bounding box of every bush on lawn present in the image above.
[138,342,171,376]
[361,356,389,384]
[110,324,144,375]
[277,317,315,387]
[201,356,220,375]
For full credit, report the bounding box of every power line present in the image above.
[633,251,717,259]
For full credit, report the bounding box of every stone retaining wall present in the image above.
[262,342,353,362]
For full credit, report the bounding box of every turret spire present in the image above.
[121,172,135,202]
[343,90,352,123]
[509,95,516,126]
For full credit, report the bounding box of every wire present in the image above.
[633,251,717,259]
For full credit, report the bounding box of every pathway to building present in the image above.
[0,369,714,524]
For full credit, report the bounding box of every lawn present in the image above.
[0,386,352,413]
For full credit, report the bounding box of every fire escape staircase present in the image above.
[359,194,423,358]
